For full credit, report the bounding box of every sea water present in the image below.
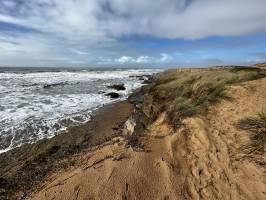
[0,67,162,153]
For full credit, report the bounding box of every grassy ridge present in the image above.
[131,66,266,131]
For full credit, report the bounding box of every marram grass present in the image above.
[236,111,266,154]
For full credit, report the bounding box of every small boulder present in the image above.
[142,75,153,84]
[107,84,126,91]
[122,116,136,137]
[105,92,120,98]
[48,145,60,154]
[143,79,152,84]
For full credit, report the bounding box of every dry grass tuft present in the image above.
[236,112,266,154]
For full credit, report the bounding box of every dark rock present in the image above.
[48,145,60,154]
[98,91,105,94]
[43,82,68,89]
[105,92,120,99]
[128,87,147,104]
[129,75,153,82]
[107,84,126,91]
[144,75,152,79]
[143,79,152,84]
[22,83,38,87]
[43,84,53,89]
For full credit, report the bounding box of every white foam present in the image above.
[0,69,163,153]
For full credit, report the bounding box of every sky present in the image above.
[0,0,266,68]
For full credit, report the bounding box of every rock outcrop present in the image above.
[107,84,126,91]
[105,92,120,98]
[122,116,136,137]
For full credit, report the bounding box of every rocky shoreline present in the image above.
[0,100,136,199]
[0,71,158,199]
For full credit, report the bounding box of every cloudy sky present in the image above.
[0,0,266,67]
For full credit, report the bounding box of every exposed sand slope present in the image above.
[30,78,266,200]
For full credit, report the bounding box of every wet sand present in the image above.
[0,100,133,199]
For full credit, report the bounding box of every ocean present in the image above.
[0,67,162,153]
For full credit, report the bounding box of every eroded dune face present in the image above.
[30,77,266,200]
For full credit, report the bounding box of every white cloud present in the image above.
[159,53,172,62]
[71,60,86,64]
[1,0,266,40]
[0,14,28,27]
[115,56,135,64]
[97,57,113,65]
[0,0,266,66]
[107,54,173,64]
[104,0,266,39]
[69,48,89,55]
[136,56,153,63]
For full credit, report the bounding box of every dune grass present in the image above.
[132,67,266,130]
[236,112,266,154]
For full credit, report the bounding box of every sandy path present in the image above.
[30,78,266,200]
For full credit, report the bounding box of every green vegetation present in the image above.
[236,111,266,154]
[131,67,266,130]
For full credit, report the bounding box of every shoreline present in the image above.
[0,68,159,153]
[0,100,134,199]
[0,99,130,155]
